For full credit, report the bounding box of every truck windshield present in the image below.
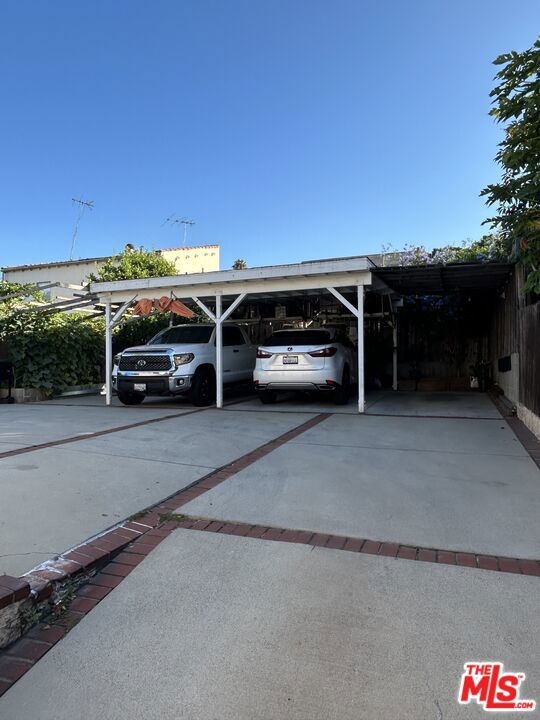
[263,330,332,346]
[149,326,213,344]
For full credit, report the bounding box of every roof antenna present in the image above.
[70,197,94,260]
[162,215,195,246]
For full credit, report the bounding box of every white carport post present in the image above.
[326,285,365,413]
[357,286,364,413]
[191,292,246,409]
[105,301,112,406]
[104,296,137,407]
[215,294,223,408]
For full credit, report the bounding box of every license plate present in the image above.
[134,383,146,392]
[283,356,298,364]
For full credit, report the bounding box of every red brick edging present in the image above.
[176,518,540,577]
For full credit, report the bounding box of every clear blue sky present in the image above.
[1,1,539,270]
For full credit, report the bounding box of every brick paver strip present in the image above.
[0,406,214,461]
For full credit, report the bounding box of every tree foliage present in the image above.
[481,39,540,293]
[232,258,247,269]
[89,246,177,282]
[382,234,508,267]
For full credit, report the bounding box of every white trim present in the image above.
[215,295,223,409]
[357,286,365,413]
[90,257,373,300]
[105,302,112,406]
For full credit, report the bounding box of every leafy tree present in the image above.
[481,39,540,293]
[232,259,247,270]
[89,246,177,282]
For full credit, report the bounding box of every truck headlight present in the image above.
[174,353,194,367]
[114,353,121,366]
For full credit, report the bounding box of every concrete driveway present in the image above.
[1,391,539,718]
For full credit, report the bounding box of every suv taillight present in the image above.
[257,349,273,358]
[309,347,337,357]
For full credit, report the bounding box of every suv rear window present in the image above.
[264,330,332,346]
[149,326,213,344]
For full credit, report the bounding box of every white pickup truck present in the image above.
[113,323,256,406]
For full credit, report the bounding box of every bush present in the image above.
[0,308,104,395]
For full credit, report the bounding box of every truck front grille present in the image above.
[119,355,172,371]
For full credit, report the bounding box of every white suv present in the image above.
[253,327,356,405]
[113,323,256,406]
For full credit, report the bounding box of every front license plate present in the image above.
[134,383,146,392]
[283,356,298,364]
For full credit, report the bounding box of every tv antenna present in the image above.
[70,197,94,260]
[162,215,195,246]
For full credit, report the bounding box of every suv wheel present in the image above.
[117,391,145,406]
[334,367,350,405]
[190,367,216,406]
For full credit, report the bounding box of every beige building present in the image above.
[2,245,220,299]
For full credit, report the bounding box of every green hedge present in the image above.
[0,310,105,395]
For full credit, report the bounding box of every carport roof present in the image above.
[372,262,514,295]
[90,256,377,304]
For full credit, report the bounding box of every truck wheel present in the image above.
[117,391,145,406]
[190,368,216,406]
[334,367,350,405]
[259,390,277,404]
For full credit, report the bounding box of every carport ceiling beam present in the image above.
[326,287,359,318]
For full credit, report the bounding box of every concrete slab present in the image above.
[0,401,191,450]
[61,408,316,469]
[227,392,359,414]
[366,391,501,418]
[292,412,527,457]
[0,409,313,576]
[1,530,538,720]
[180,414,540,559]
[226,391,500,418]
[0,447,208,576]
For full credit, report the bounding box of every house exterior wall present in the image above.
[161,246,219,274]
[2,245,221,299]
[3,261,101,299]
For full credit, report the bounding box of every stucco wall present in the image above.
[3,245,220,299]
[161,246,219,274]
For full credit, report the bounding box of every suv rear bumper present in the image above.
[253,367,340,392]
[115,373,193,396]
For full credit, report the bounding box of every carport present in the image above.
[89,257,378,413]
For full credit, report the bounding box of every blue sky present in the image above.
[1,1,539,270]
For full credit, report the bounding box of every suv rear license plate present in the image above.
[283,356,298,364]
[134,383,146,392]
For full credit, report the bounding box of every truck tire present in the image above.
[117,391,145,406]
[334,366,350,405]
[259,390,277,404]
[190,367,216,406]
